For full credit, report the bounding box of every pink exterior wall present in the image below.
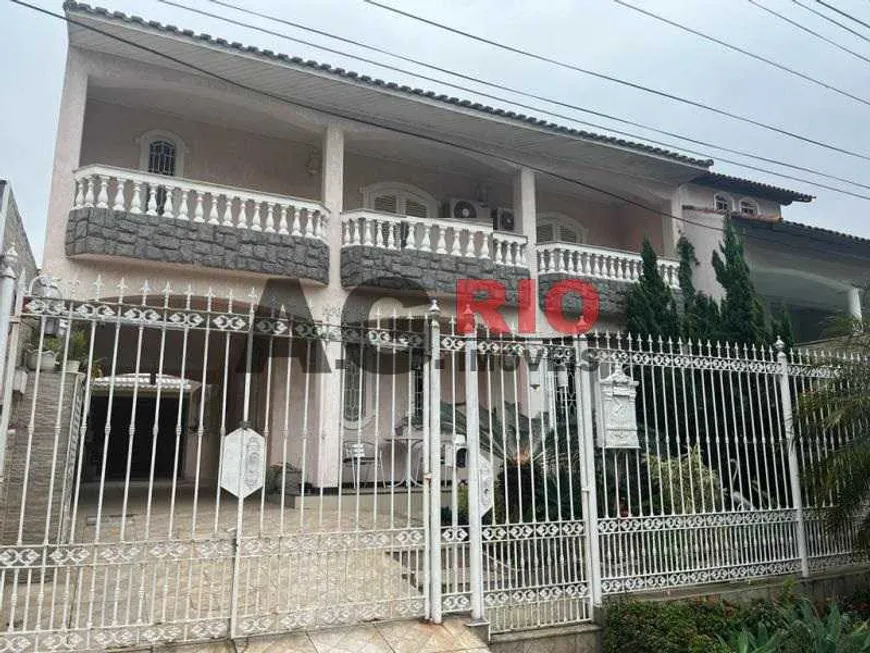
[343,151,513,215]
[537,191,667,254]
[80,100,321,201]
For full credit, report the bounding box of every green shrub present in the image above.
[603,598,735,653]
[603,592,870,653]
[844,587,870,620]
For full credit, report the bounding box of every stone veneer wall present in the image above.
[0,372,83,545]
[341,247,531,304]
[538,274,634,318]
[66,208,329,283]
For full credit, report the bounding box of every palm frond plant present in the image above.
[797,315,870,549]
[442,401,580,522]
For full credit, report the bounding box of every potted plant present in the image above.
[62,329,89,373]
[25,333,60,371]
[264,462,302,508]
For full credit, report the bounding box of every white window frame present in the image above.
[361,182,438,218]
[714,193,733,213]
[136,129,187,178]
[536,212,589,244]
[342,344,374,429]
[738,198,759,216]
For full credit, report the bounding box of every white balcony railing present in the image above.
[537,242,680,289]
[72,164,328,240]
[341,209,528,267]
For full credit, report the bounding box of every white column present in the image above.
[663,187,681,259]
[322,123,345,288]
[43,49,89,278]
[314,123,347,488]
[513,168,543,417]
[513,167,537,283]
[847,286,863,322]
[776,338,809,578]
[464,329,484,622]
[428,300,443,623]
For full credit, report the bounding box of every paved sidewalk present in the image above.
[165,617,489,653]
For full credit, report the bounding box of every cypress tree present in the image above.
[625,238,680,339]
[677,236,720,343]
[711,218,769,346]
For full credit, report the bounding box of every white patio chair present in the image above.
[342,440,386,489]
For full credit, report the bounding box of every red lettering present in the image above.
[542,280,599,335]
[517,279,536,334]
[456,279,509,334]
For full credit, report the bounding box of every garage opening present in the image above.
[85,396,187,481]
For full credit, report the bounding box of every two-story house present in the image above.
[35,1,818,493]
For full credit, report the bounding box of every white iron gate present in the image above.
[0,271,863,649]
[0,279,433,650]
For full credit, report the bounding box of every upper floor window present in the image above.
[714,194,732,213]
[361,182,438,219]
[137,129,187,178]
[536,212,588,244]
[739,199,758,217]
[148,140,176,176]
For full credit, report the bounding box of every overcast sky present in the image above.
[2,0,870,264]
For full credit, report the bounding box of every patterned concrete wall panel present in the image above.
[341,247,530,305]
[65,208,329,283]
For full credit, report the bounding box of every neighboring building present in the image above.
[40,1,846,490]
[735,217,868,343]
[0,181,38,283]
[677,172,866,343]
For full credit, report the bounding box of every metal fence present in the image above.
[0,270,861,650]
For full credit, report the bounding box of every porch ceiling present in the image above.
[88,80,323,144]
[751,265,854,312]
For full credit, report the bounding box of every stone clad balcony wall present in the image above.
[341,246,530,305]
[66,164,330,283]
[66,207,329,283]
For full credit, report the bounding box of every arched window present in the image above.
[148,140,177,176]
[361,182,438,219]
[714,193,732,213]
[739,199,758,217]
[137,130,187,177]
[536,212,588,244]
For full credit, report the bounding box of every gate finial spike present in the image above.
[93,275,103,300]
[140,280,151,296]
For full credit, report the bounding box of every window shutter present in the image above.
[560,227,578,243]
[373,194,398,213]
[405,198,428,219]
[536,224,554,243]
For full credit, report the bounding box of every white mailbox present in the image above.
[598,368,640,449]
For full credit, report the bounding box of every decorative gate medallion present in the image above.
[220,427,265,498]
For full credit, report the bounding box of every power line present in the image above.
[164,0,870,201]
[615,0,870,109]
[9,0,869,263]
[363,0,870,163]
[816,0,870,31]
[747,0,870,66]
[792,0,870,44]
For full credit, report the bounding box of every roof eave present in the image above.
[63,1,713,173]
